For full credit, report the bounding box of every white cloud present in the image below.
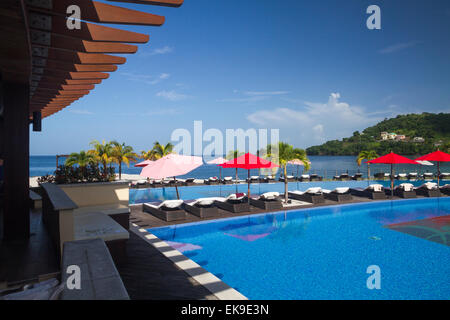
[218,90,289,103]
[142,46,173,56]
[122,72,170,85]
[244,91,290,96]
[217,96,267,103]
[69,109,93,115]
[156,90,189,101]
[379,41,420,54]
[247,93,382,147]
[146,108,181,116]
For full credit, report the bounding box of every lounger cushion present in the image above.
[192,198,219,206]
[301,175,310,178]
[227,193,246,201]
[335,187,350,194]
[136,180,147,185]
[251,176,259,179]
[368,184,383,192]
[193,179,205,184]
[398,183,414,192]
[419,182,437,190]
[260,192,280,200]
[305,187,322,194]
[286,175,294,179]
[160,200,184,209]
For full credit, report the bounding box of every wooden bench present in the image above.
[61,239,129,300]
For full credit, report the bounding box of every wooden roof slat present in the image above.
[29,14,149,43]
[26,0,165,26]
[32,59,118,72]
[65,79,103,85]
[30,30,138,53]
[32,84,95,91]
[32,47,126,65]
[108,0,184,7]
[33,89,90,96]
[33,69,110,80]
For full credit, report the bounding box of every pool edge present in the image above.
[130,223,249,301]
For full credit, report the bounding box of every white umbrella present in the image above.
[207,157,227,181]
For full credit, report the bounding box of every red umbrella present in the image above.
[415,150,450,186]
[367,152,419,197]
[134,159,153,167]
[219,153,279,203]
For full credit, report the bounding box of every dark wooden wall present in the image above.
[2,81,30,240]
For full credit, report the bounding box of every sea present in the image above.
[29,155,450,180]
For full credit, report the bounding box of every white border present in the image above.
[130,223,248,300]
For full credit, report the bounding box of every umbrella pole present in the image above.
[247,169,250,204]
[174,176,180,199]
[437,161,440,187]
[391,164,394,198]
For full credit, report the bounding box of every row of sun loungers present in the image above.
[142,182,450,222]
[373,172,450,180]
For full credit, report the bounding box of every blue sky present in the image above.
[31,0,450,155]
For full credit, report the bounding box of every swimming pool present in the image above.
[130,179,445,204]
[149,197,450,299]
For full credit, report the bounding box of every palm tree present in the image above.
[152,141,175,160]
[268,142,310,203]
[357,150,379,180]
[140,149,158,161]
[89,140,113,175]
[65,151,96,177]
[111,141,138,180]
[226,150,244,182]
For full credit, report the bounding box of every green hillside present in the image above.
[306,112,450,156]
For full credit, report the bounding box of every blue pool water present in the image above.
[149,198,450,299]
[130,179,444,204]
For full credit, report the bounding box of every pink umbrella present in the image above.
[140,154,203,199]
[207,157,227,181]
[134,159,154,167]
[288,159,311,178]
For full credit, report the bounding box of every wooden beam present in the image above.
[33,90,90,96]
[29,13,149,43]
[33,69,110,80]
[65,79,102,85]
[27,0,165,26]
[32,59,118,72]
[108,0,184,7]
[32,47,126,65]
[30,30,138,53]
[32,84,95,91]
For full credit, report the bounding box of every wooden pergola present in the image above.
[0,0,184,240]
